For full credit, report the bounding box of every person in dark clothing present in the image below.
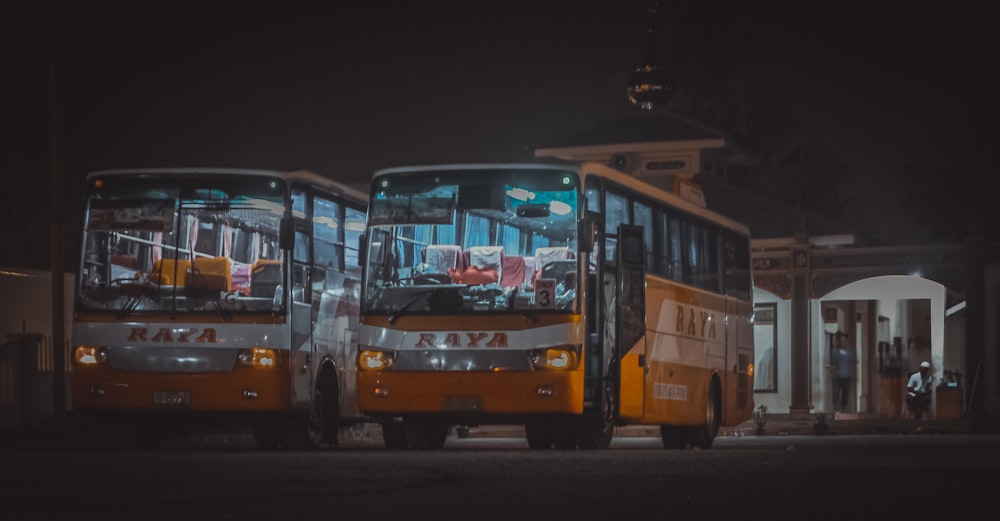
[829,331,858,412]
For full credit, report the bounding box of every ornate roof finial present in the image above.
[626,1,674,110]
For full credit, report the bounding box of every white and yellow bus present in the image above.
[71,168,367,449]
[357,161,754,449]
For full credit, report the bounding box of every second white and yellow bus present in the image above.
[356,161,754,449]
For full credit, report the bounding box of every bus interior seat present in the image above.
[250,259,281,298]
[149,258,192,286]
[110,254,135,268]
[423,244,465,274]
[231,262,252,294]
[523,256,536,281]
[539,260,577,287]
[532,246,574,287]
[467,246,504,280]
[501,255,526,288]
[186,256,232,295]
[448,246,503,285]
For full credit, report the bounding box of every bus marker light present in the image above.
[374,387,390,398]
[359,349,393,371]
[74,346,108,366]
[237,348,277,368]
[528,346,580,370]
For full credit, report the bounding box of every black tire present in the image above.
[307,373,340,448]
[402,417,449,450]
[659,424,686,449]
[574,415,614,450]
[381,421,406,449]
[687,384,720,449]
[551,417,577,450]
[574,381,616,450]
[524,419,553,450]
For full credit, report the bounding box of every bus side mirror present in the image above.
[579,216,596,253]
[279,217,294,251]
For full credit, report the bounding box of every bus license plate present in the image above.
[153,391,191,406]
[443,395,481,412]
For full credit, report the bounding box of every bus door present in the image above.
[290,221,314,405]
[615,224,647,420]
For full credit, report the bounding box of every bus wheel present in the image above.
[307,374,340,448]
[572,415,612,450]
[687,384,720,449]
[551,417,576,450]
[575,384,615,450]
[524,419,553,449]
[403,417,449,450]
[380,421,406,449]
[659,425,687,449]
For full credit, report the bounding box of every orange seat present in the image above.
[187,256,232,294]
[149,258,192,286]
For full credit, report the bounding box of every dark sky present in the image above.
[3,1,998,268]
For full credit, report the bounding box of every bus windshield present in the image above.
[77,174,287,316]
[363,167,581,316]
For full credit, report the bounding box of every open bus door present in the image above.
[616,224,647,359]
[615,224,648,422]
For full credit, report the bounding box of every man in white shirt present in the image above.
[906,361,933,418]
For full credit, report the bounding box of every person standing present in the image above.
[829,331,858,412]
[906,361,934,419]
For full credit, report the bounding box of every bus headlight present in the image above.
[528,346,580,370]
[237,348,277,368]
[73,345,108,366]
[358,349,394,371]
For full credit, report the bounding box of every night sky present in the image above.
[3,1,998,270]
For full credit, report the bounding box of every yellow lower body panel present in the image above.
[71,369,291,412]
[357,369,584,416]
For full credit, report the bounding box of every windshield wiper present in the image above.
[387,288,437,324]
[115,281,156,319]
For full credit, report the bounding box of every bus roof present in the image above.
[370,161,750,238]
[372,162,578,179]
[86,168,368,204]
[578,161,751,238]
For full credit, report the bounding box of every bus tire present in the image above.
[575,381,616,450]
[402,417,449,450]
[574,415,613,450]
[524,419,553,449]
[551,417,577,450]
[307,370,340,448]
[380,420,406,449]
[659,425,686,449]
[687,381,720,450]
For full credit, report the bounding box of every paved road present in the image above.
[3,432,997,521]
